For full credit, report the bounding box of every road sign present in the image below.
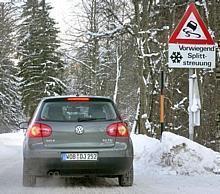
[168,3,216,69]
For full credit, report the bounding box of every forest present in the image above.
[0,0,219,151]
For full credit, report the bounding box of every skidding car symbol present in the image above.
[183,21,201,38]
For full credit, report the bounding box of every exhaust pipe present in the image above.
[53,171,60,177]
[48,171,54,176]
[48,170,60,177]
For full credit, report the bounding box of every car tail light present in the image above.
[27,123,52,138]
[106,122,129,137]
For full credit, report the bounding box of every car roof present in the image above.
[41,95,112,101]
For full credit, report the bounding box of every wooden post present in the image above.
[160,70,165,137]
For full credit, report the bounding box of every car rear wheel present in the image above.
[23,174,36,187]
[118,165,133,186]
[23,161,36,187]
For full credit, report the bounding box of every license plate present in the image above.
[61,153,98,161]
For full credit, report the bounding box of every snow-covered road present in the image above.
[1,132,220,194]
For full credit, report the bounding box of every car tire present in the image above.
[23,174,36,187]
[23,161,36,187]
[118,165,133,186]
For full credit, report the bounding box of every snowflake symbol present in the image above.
[170,52,183,63]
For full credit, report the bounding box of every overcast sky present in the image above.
[48,0,81,37]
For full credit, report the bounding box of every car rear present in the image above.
[23,96,133,187]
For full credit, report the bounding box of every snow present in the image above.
[133,132,220,175]
[113,48,122,104]
[172,97,187,110]
[0,131,24,146]
[1,131,220,193]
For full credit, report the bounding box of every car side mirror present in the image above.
[19,122,28,133]
[124,121,129,127]
[121,116,128,123]
[121,116,129,128]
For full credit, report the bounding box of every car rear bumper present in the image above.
[23,157,133,177]
[23,148,133,177]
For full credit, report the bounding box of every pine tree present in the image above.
[0,2,21,132]
[17,0,66,116]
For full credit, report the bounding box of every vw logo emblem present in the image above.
[75,126,84,135]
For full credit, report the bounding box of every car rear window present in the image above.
[39,100,118,122]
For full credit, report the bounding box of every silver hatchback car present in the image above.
[22,96,133,187]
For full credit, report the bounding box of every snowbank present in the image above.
[131,132,220,175]
[0,131,24,146]
[0,131,24,158]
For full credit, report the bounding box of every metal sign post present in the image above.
[189,69,194,140]
[188,69,201,140]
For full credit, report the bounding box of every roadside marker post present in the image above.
[160,70,165,137]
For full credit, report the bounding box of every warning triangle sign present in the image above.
[169,3,214,45]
